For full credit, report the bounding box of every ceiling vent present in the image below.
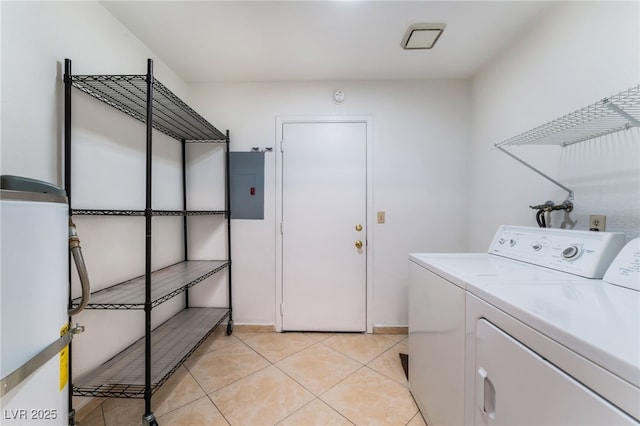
[401,23,446,50]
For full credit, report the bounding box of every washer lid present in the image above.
[409,252,591,291]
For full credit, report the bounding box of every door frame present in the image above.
[275,116,374,333]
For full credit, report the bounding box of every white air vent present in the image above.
[401,23,446,50]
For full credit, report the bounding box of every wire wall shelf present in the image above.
[73,307,230,398]
[71,209,228,216]
[70,74,226,142]
[495,85,640,148]
[71,260,230,310]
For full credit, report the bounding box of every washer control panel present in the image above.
[489,226,627,278]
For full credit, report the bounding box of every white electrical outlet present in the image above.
[589,215,606,232]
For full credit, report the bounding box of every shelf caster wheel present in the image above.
[142,413,158,426]
[226,320,233,336]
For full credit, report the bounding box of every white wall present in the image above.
[187,80,471,327]
[469,1,640,250]
[1,1,187,185]
[1,0,194,409]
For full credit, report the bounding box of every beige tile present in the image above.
[185,341,270,393]
[77,405,105,426]
[407,411,428,426]
[367,337,409,385]
[276,343,361,395]
[243,332,316,363]
[303,332,335,342]
[277,399,353,426]
[75,397,105,424]
[211,365,315,426]
[190,326,240,359]
[91,332,416,426]
[322,333,405,364]
[101,398,143,426]
[156,396,229,426]
[152,366,206,417]
[232,331,262,341]
[321,367,418,426]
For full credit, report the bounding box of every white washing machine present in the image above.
[409,225,638,426]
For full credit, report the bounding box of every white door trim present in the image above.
[275,116,374,333]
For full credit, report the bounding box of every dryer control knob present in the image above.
[562,245,582,260]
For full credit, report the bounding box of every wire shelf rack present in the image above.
[70,74,227,142]
[495,85,640,148]
[71,260,230,310]
[65,59,233,423]
[73,307,230,398]
[71,209,228,216]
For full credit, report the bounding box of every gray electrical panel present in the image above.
[229,152,264,219]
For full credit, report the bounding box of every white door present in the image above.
[281,121,367,331]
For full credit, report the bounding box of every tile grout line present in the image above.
[318,335,402,366]
[366,339,411,386]
[316,339,375,366]
[182,363,233,426]
[275,396,357,426]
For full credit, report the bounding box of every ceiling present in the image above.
[100,1,557,83]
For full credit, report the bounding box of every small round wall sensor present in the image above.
[333,89,345,104]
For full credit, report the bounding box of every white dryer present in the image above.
[408,226,637,426]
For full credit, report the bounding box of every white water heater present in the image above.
[1,176,80,425]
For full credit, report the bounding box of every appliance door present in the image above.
[475,319,636,426]
[409,260,466,426]
[1,190,69,425]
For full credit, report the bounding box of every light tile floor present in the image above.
[78,329,426,426]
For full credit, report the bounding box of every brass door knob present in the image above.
[355,224,363,232]
[355,240,363,249]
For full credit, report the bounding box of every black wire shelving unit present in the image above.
[64,58,232,426]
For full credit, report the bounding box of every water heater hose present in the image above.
[68,219,90,316]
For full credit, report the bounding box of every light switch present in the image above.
[377,211,385,224]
